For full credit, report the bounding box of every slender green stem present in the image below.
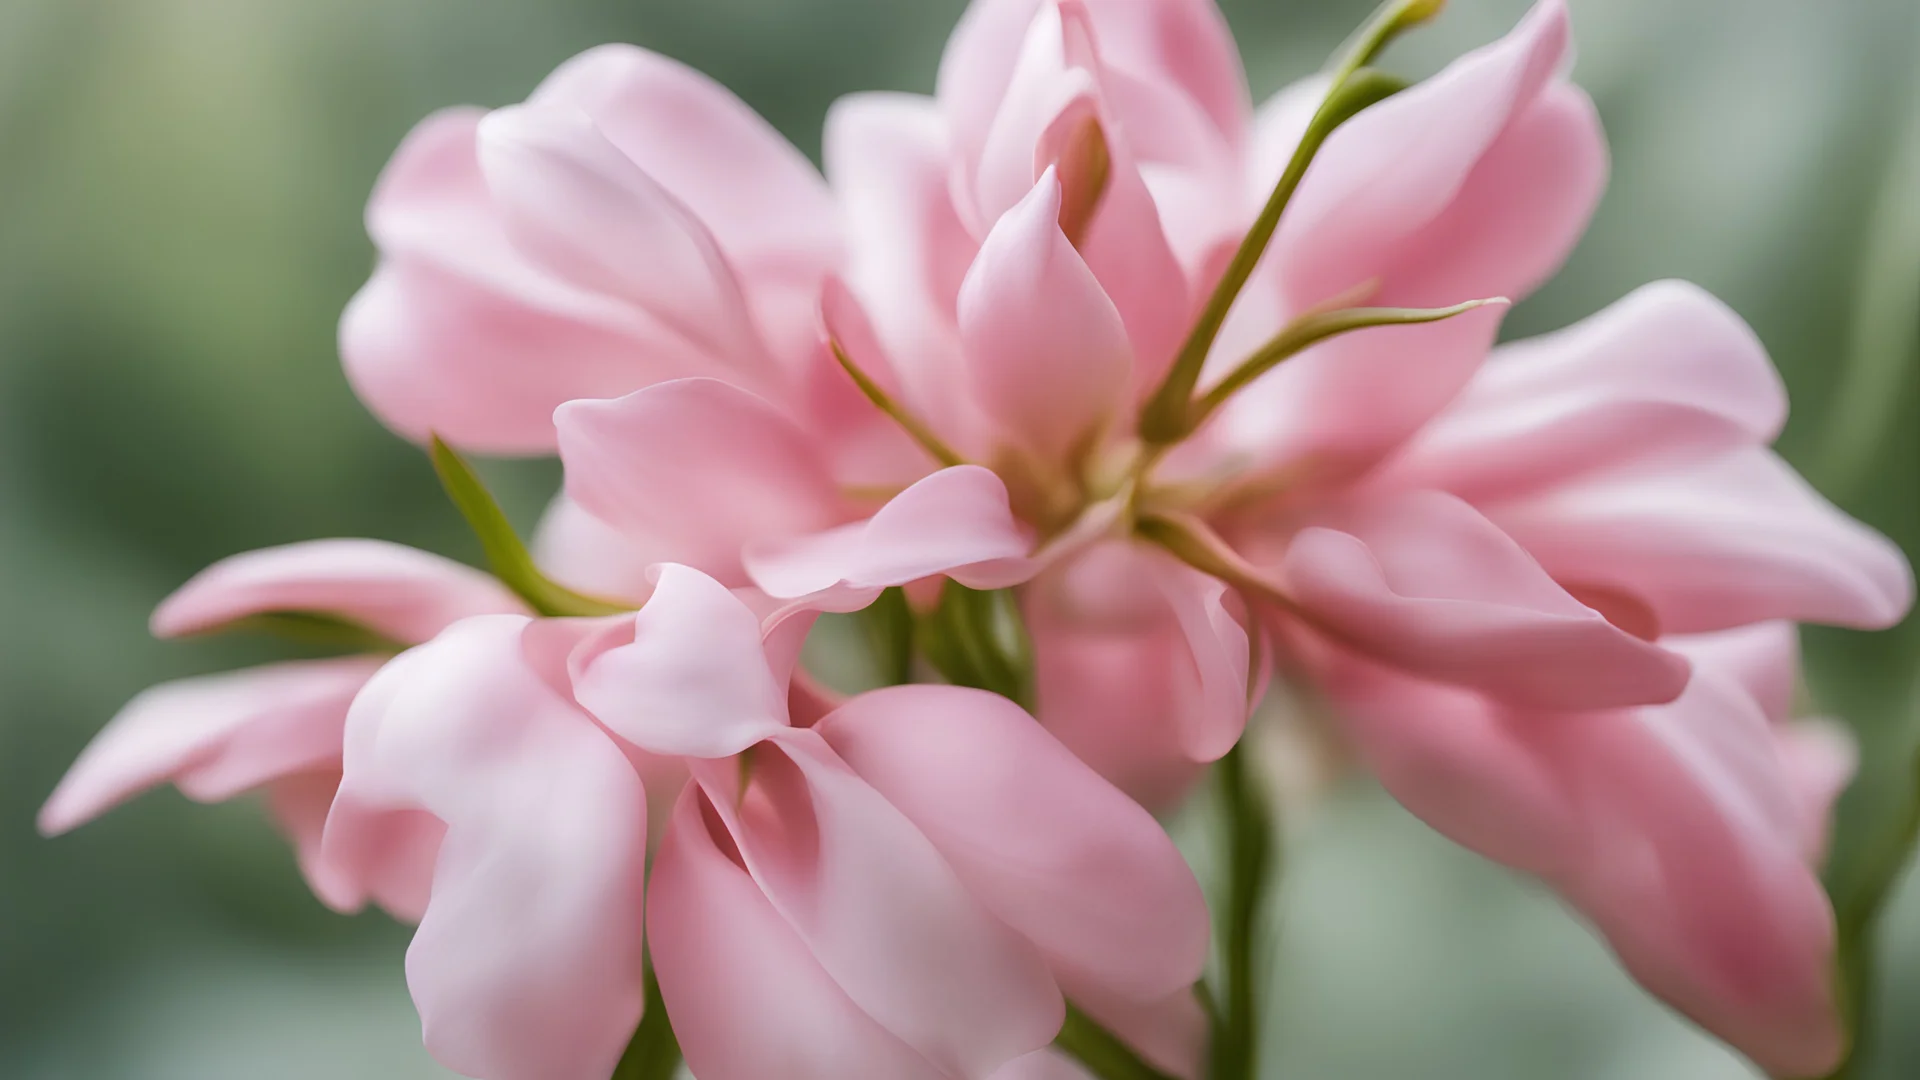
[428,436,631,618]
[1327,0,1449,85]
[1184,298,1505,435]
[1136,67,1405,445]
[1055,1001,1180,1080]
[1209,739,1277,1080]
[610,964,681,1080]
[829,340,966,468]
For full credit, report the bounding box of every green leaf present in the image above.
[609,964,681,1080]
[1136,67,1408,445]
[195,609,408,654]
[1055,1000,1181,1080]
[917,579,1034,708]
[1208,739,1277,1080]
[1818,673,1920,1080]
[428,435,631,619]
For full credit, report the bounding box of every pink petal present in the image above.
[1149,551,1254,762]
[693,731,1063,1077]
[991,1050,1093,1080]
[647,785,945,1080]
[38,658,380,838]
[572,564,789,759]
[1492,448,1915,633]
[529,44,839,283]
[817,684,1209,1002]
[1281,491,1691,709]
[811,275,938,488]
[323,616,648,1080]
[1667,622,1800,726]
[530,493,666,605]
[823,93,977,439]
[1219,2,1605,479]
[555,378,844,586]
[958,171,1132,459]
[744,465,1035,609]
[529,44,839,366]
[1314,646,1584,875]
[151,538,525,643]
[1383,281,1786,500]
[345,108,681,453]
[1546,669,1843,1078]
[476,104,777,387]
[1064,981,1208,1080]
[1773,718,1857,865]
[1273,0,1578,308]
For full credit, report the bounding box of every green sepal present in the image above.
[1054,999,1181,1080]
[610,962,681,1080]
[428,435,631,619]
[193,610,409,654]
[917,580,1035,709]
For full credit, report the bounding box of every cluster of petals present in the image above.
[43,0,1916,1078]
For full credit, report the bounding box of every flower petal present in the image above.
[817,684,1209,1002]
[572,564,788,759]
[555,378,843,585]
[694,731,1063,1077]
[151,538,525,643]
[744,465,1035,609]
[1492,448,1915,633]
[1281,491,1691,709]
[477,104,776,386]
[323,615,648,1080]
[649,784,946,1080]
[345,108,686,453]
[1385,281,1785,500]
[38,658,379,838]
[958,170,1133,459]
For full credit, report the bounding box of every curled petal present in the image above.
[39,658,378,838]
[745,465,1035,609]
[477,104,774,384]
[817,684,1209,1001]
[346,109,684,452]
[648,785,946,1080]
[555,378,843,585]
[530,43,839,279]
[324,616,647,1080]
[573,564,788,759]
[1386,281,1787,500]
[152,538,525,643]
[1493,448,1915,633]
[692,731,1063,1077]
[530,493,666,604]
[958,171,1133,458]
[1282,491,1691,709]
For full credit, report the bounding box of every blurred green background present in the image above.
[2,0,1916,1077]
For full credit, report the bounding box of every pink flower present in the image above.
[328,0,1911,1073]
[37,540,527,914]
[322,564,1210,1080]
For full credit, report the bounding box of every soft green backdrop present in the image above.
[1,1,1915,1077]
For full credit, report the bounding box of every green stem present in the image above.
[1055,1001,1180,1080]
[1209,739,1276,1080]
[1327,0,1449,85]
[428,436,632,618]
[1183,298,1505,435]
[610,964,681,1080]
[829,340,966,468]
